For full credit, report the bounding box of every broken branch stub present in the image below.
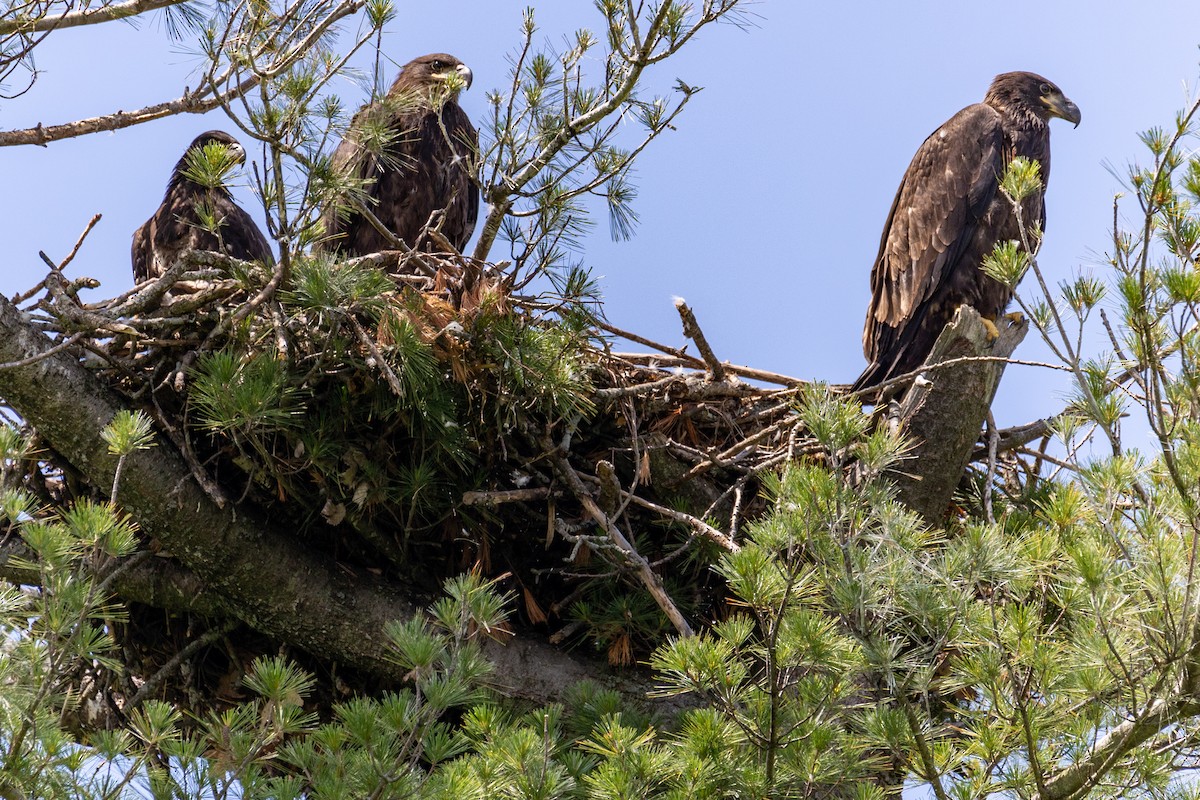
[891,306,1028,524]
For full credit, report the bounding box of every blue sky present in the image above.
[3,1,1200,437]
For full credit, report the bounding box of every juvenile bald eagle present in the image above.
[852,71,1080,393]
[132,130,273,283]
[319,52,479,257]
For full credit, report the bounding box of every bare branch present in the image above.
[674,297,726,382]
[0,0,188,35]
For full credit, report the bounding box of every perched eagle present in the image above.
[852,72,1080,393]
[319,52,479,257]
[132,130,273,283]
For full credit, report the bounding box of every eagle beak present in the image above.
[455,63,473,91]
[1044,93,1081,128]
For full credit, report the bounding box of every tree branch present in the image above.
[0,0,189,35]
[0,0,366,148]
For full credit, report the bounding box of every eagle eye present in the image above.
[430,60,445,71]
[1040,82,1051,95]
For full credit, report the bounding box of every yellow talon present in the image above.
[1005,311,1025,324]
[981,317,1000,341]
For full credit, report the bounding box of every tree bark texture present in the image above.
[891,306,1028,523]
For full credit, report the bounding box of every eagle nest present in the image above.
[11,248,845,712]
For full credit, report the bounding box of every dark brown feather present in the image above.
[131,130,273,283]
[853,72,1079,392]
[318,53,479,258]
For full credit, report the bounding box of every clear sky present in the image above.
[3,1,1200,438]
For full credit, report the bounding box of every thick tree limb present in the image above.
[891,307,1028,524]
[0,294,668,709]
[0,0,188,35]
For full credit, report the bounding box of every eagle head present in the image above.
[397,53,473,99]
[171,130,248,191]
[189,130,247,165]
[987,71,1081,128]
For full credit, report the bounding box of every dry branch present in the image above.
[675,297,725,382]
[551,451,695,637]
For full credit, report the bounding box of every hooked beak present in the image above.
[1044,92,1081,128]
[454,63,473,91]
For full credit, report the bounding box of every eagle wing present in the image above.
[213,193,274,265]
[132,187,272,283]
[131,217,158,284]
[859,103,1005,386]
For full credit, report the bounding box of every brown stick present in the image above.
[621,491,740,552]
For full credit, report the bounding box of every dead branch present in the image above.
[462,487,555,507]
[609,352,804,387]
[674,297,726,382]
[891,306,1028,523]
[620,490,740,552]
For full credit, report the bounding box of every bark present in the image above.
[891,307,1028,524]
[0,294,666,708]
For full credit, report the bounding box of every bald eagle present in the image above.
[319,52,479,258]
[132,130,273,283]
[852,72,1080,393]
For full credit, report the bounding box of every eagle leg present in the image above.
[980,316,1000,341]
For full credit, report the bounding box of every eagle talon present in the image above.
[1005,311,1025,324]
[981,317,1000,341]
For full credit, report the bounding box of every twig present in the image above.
[594,317,689,359]
[674,297,725,382]
[350,316,405,397]
[677,415,796,482]
[607,351,804,387]
[594,375,680,399]
[620,490,739,552]
[850,353,1070,403]
[462,487,555,507]
[126,621,238,711]
[57,213,103,272]
[0,333,83,370]
[983,411,999,525]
